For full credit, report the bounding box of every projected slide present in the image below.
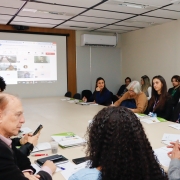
[0,40,57,84]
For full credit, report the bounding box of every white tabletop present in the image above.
[21,97,179,180]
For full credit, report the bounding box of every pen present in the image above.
[57,166,65,170]
[33,154,48,156]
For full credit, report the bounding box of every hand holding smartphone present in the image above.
[33,124,43,136]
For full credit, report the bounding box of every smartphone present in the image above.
[72,157,88,164]
[33,124,43,136]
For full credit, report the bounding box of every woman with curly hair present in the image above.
[69,106,168,180]
[0,76,6,92]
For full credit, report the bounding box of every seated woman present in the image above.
[82,77,112,106]
[69,106,168,180]
[141,75,152,100]
[113,81,147,113]
[168,75,180,108]
[145,75,173,121]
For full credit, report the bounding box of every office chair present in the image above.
[65,91,72,97]
[73,93,81,100]
[81,90,92,99]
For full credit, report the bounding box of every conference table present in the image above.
[21,97,179,180]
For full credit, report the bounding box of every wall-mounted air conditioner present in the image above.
[81,34,117,47]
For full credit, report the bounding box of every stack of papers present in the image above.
[61,98,70,101]
[51,132,86,148]
[32,142,51,153]
[140,117,167,124]
[162,133,180,145]
[77,102,98,105]
[33,159,88,178]
[154,146,171,167]
[162,133,180,141]
[61,161,88,180]
[135,113,146,118]
[169,124,180,130]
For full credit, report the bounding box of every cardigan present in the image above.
[168,159,180,180]
[114,91,148,113]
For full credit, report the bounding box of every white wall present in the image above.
[76,31,122,95]
[121,19,180,89]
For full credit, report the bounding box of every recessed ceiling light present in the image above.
[106,0,157,9]
[22,8,37,13]
[22,8,76,16]
[125,20,156,25]
[119,2,145,8]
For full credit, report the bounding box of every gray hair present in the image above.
[127,81,142,94]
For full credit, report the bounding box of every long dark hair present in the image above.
[86,106,167,180]
[148,75,169,111]
[94,77,107,95]
[0,76,6,92]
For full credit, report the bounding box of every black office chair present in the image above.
[172,102,180,122]
[109,92,118,104]
[73,93,81,100]
[81,90,92,99]
[64,91,72,97]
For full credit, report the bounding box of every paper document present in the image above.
[169,124,180,130]
[154,146,171,167]
[162,133,180,142]
[32,163,61,173]
[140,117,166,124]
[51,132,86,148]
[32,142,51,153]
[61,161,89,180]
[135,113,146,118]
[61,98,70,101]
[140,117,160,124]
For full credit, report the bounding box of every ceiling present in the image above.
[0,0,180,33]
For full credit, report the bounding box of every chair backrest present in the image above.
[65,91,71,97]
[81,90,92,99]
[73,93,81,100]
[172,102,180,122]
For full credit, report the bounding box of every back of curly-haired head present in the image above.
[0,76,6,92]
[86,106,167,180]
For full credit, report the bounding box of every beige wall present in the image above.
[121,19,180,89]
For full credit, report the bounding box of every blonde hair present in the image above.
[127,81,141,94]
[141,75,151,93]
